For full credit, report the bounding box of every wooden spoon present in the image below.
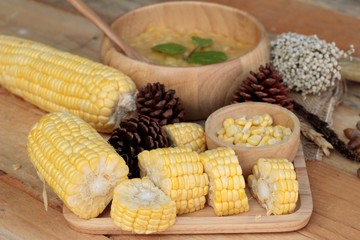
[66,0,153,63]
[339,57,360,83]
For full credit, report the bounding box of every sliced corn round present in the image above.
[111,177,176,234]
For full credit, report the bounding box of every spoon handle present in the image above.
[339,57,360,83]
[66,0,151,63]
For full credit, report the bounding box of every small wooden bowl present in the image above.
[100,1,270,120]
[205,102,301,178]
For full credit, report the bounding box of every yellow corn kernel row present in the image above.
[0,35,137,133]
[199,147,249,216]
[111,178,176,234]
[217,114,292,147]
[27,111,129,219]
[162,122,206,152]
[138,147,209,215]
[247,158,299,215]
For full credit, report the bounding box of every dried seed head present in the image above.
[271,32,355,96]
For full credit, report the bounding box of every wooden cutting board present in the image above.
[63,144,313,235]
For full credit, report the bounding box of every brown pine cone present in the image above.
[232,63,294,110]
[137,82,185,126]
[108,114,168,178]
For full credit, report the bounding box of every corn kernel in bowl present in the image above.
[217,114,292,147]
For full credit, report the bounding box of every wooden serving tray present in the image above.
[63,144,313,235]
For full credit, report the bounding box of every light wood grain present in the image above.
[63,145,312,235]
[0,181,108,240]
[100,1,270,120]
[205,0,360,56]
[66,0,152,63]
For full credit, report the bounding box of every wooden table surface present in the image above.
[0,0,359,239]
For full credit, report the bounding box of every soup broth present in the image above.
[125,26,256,67]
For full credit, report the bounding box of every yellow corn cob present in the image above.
[138,147,209,215]
[199,147,249,216]
[111,177,176,234]
[27,111,129,219]
[247,158,299,215]
[0,35,137,133]
[162,122,206,152]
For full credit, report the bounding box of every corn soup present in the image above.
[125,26,256,67]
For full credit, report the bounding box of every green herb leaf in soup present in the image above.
[188,51,228,65]
[152,43,187,55]
[191,36,213,48]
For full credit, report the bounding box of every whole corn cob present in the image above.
[27,111,129,219]
[247,158,299,215]
[138,147,209,215]
[199,147,249,216]
[111,177,176,234]
[162,122,206,152]
[0,35,137,133]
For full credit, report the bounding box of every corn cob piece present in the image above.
[27,111,129,219]
[247,158,299,215]
[138,146,192,177]
[162,122,206,152]
[138,147,209,215]
[0,35,137,133]
[111,177,176,234]
[199,147,249,216]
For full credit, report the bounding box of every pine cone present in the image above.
[232,64,294,110]
[108,114,168,178]
[137,82,185,126]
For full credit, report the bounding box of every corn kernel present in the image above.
[225,124,239,137]
[223,118,235,128]
[283,127,292,136]
[223,137,234,144]
[242,121,252,132]
[241,131,250,143]
[251,126,265,135]
[233,132,243,144]
[251,115,264,125]
[247,135,262,146]
[217,114,292,148]
[235,117,247,126]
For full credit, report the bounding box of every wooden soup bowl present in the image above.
[205,102,301,178]
[100,1,270,120]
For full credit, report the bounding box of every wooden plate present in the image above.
[63,144,313,235]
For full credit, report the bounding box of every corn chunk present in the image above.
[138,147,209,215]
[199,147,249,216]
[247,158,299,215]
[162,122,206,152]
